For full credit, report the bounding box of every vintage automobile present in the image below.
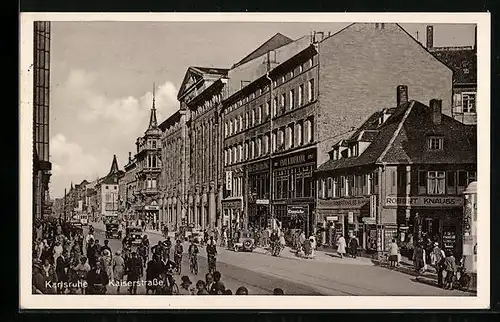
[105,223,122,239]
[69,220,83,235]
[232,230,255,252]
[126,226,143,245]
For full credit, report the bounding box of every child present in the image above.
[443,250,457,289]
[389,239,399,267]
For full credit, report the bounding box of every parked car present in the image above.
[126,226,143,245]
[233,230,255,252]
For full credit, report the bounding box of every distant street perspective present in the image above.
[32,21,478,296]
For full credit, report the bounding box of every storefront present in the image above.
[387,195,465,257]
[316,196,371,248]
[221,197,243,229]
[247,160,270,230]
[272,148,316,235]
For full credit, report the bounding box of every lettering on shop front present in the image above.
[385,196,463,207]
[276,152,315,168]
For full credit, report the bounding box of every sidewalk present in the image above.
[253,246,374,266]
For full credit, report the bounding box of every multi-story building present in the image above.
[160,67,228,231]
[118,153,138,222]
[127,90,162,228]
[33,21,52,221]
[95,155,122,218]
[426,25,477,125]
[316,90,476,256]
[221,23,453,236]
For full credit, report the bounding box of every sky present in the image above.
[48,21,476,198]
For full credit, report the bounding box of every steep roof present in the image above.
[231,33,293,68]
[317,100,476,173]
[107,155,120,176]
[430,48,477,85]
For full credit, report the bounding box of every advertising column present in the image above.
[463,181,477,288]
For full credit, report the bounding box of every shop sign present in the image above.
[225,171,232,191]
[256,199,269,205]
[326,216,338,221]
[275,150,315,168]
[287,205,308,218]
[247,161,269,173]
[348,212,354,224]
[144,205,159,210]
[317,197,369,210]
[222,200,242,209]
[370,195,377,219]
[384,196,463,208]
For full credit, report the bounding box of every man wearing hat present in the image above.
[430,242,446,288]
[125,251,143,294]
[179,276,194,295]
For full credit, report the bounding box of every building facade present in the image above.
[95,155,122,218]
[316,93,477,256]
[221,23,453,236]
[128,90,162,228]
[160,67,228,231]
[118,153,138,222]
[426,25,477,125]
[33,21,52,221]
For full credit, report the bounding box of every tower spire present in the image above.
[108,154,119,175]
[148,82,158,130]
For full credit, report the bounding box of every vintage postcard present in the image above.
[20,13,490,310]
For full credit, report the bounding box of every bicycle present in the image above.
[189,254,199,275]
[174,253,182,274]
[158,272,179,295]
[207,254,217,274]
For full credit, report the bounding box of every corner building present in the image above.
[221,23,453,236]
[160,67,228,231]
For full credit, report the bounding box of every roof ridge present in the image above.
[376,101,415,164]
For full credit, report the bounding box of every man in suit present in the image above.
[87,260,109,294]
[125,252,143,294]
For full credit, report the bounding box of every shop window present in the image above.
[446,171,457,194]
[427,171,445,195]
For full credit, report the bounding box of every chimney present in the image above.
[128,152,132,162]
[426,25,434,49]
[397,85,408,106]
[430,99,442,125]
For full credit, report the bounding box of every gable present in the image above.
[177,67,205,99]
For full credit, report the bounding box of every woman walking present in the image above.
[389,239,399,267]
[112,250,125,294]
[337,235,347,259]
[101,249,113,282]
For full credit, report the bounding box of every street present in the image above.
[87,225,471,296]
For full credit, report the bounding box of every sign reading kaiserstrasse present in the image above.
[385,196,463,207]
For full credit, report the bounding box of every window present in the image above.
[245,112,249,129]
[278,128,284,150]
[106,186,109,190]
[256,137,262,156]
[285,125,293,149]
[265,101,270,120]
[305,118,313,143]
[273,80,277,88]
[234,118,239,133]
[271,131,276,152]
[239,115,243,132]
[290,71,294,78]
[298,85,304,106]
[299,64,304,73]
[308,79,315,102]
[280,93,286,109]
[224,122,228,137]
[462,92,476,113]
[427,171,446,195]
[289,89,295,109]
[257,105,262,124]
[273,97,278,117]
[152,140,157,149]
[429,137,444,150]
[251,109,255,127]
[239,144,243,162]
[229,120,233,136]
[244,142,249,160]
[327,178,333,198]
[309,58,314,68]
[296,122,303,146]
[447,171,457,194]
[250,140,255,159]
[281,75,285,84]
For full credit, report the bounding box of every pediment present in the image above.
[177,67,204,100]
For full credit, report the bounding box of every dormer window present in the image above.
[429,136,444,150]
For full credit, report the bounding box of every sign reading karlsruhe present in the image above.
[385,196,463,208]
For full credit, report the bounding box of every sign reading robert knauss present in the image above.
[385,196,464,207]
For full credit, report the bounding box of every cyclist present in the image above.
[164,237,172,260]
[151,240,164,261]
[188,239,199,274]
[174,240,184,274]
[206,236,217,273]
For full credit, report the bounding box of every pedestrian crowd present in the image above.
[32,217,287,295]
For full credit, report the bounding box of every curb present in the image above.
[415,276,477,295]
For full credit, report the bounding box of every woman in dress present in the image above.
[112,250,125,294]
[101,249,113,283]
[41,258,57,294]
[337,235,347,259]
[389,239,399,267]
[53,240,63,265]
